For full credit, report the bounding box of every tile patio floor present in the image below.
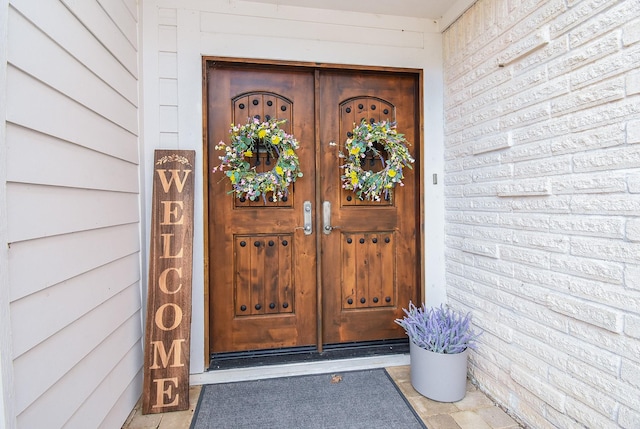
[123,365,523,429]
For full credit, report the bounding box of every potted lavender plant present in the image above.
[395,302,480,402]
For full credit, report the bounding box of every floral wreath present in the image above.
[213,117,303,202]
[340,120,415,201]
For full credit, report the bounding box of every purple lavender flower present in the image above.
[395,302,481,354]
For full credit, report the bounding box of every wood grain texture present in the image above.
[319,69,420,344]
[207,64,317,353]
[142,150,195,414]
[206,61,422,353]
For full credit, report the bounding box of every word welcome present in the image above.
[142,151,195,414]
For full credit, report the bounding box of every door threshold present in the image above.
[208,339,409,371]
[190,353,410,386]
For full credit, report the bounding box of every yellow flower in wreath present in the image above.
[340,120,414,201]
[350,170,359,186]
[213,117,303,202]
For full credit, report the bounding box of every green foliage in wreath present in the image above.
[213,118,303,202]
[341,120,415,201]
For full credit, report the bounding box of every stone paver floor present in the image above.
[123,365,523,429]
[386,366,522,429]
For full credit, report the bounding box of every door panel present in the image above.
[207,66,317,353]
[207,63,421,355]
[319,71,420,344]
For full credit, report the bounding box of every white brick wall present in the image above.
[443,0,640,427]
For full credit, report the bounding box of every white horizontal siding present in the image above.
[6,66,138,163]
[99,369,143,429]
[10,0,137,105]
[0,0,12,426]
[8,223,140,302]
[14,296,141,426]
[5,0,142,426]
[65,342,143,429]
[8,7,138,134]
[122,0,138,21]
[98,0,138,50]
[6,184,139,243]
[59,0,138,77]
[6,124,139,193]
[10,254,140,358]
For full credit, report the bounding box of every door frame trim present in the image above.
[202,56,425,366]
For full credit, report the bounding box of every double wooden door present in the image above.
[206,61,421,354]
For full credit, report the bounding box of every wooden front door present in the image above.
[318,71,420,345]
[206,61,421,355]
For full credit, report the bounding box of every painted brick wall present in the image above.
[443,0,640,427]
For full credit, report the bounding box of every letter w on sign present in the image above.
[142,150,195,414]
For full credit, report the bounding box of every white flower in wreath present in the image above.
[340,120,414,202]
[212,117,303,202]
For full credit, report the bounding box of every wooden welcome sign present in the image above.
[142,150,195,414]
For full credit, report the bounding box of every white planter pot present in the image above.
[409,341,469,402]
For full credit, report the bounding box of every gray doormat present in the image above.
[191,369,427,429]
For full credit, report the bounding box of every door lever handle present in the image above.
[323,201,340,235]
[301,200,312,235]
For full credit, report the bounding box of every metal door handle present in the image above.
[323,201,339,235]
[302,200,312,235]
